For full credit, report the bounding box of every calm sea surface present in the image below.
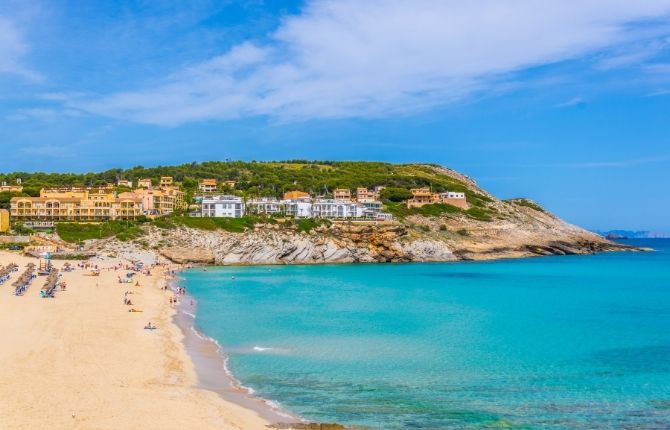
[181,239,670,429]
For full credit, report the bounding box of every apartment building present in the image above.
[333,188,352,201]
[10,188,143,222]
[134,187,185,216]
[117,179,133,188]
[246,198,283,215]
[137,178,153,188]
[283,197,312,218]
[356,187,381,202]
[160,176,174,187]
[312,199,365,219]
[201,195,245,218]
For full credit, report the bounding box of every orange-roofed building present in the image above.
[283,191,310,200]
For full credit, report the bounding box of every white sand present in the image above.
[0,251,273,430]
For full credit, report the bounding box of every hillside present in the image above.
[9,160,635,264]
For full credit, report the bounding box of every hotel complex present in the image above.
[10,188,143,222]
[2,175,470,228]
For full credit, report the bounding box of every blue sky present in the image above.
[1,1,670,231]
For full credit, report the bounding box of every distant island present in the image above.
[597,230,670,240]
[0,161,642,264]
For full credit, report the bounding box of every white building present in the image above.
[201,195,245,218]
[247,198,283,215]
[440,191,465,199]
[312,199,365,219]
[282,198,312,218]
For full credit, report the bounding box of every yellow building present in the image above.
[333,188,351,201]
[223,180,237,189]
[406,188,439,208]
[137,178,153,188]
[406,187,467,209]
[134,186,185,216]
[10,188,142,222]
[0,209,9,233]
[0,184,23,193]
[199,179,218,193]
[355,187,380,202]
[160,176,174,187]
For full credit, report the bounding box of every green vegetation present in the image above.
[173,216,259,233]
[294,218,331,233]
[56,221,144,243]
[465,207,494,221]
[506,198,545,213]
[380,187,413,202]
[10,223,34,235]
[0,191,29,210]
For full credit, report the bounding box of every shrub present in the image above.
[506,198,545,213]
[380,187,413,202]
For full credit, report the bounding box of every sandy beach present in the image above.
[0,250,275,430]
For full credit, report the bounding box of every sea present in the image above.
[180,239,670,429]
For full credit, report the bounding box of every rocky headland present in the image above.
[88,165,641,265]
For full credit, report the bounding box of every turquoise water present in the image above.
[182,239,670,429]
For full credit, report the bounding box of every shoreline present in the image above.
[170,274,300,425]
[0,250,276,429]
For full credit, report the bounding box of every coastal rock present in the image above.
[159,246,215,264]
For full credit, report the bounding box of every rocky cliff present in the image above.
[93,165,639,265]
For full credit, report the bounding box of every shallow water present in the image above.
[182,239,670,429]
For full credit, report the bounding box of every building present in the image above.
[117,179,133,188]
[406,187,468,209]
[374,212,394,221]
[201,195,244,218]
[0,209,9,233]
[0,182,23,193]
[134,187,185,216]
[198,179,218,193]
[223,180,237,189]
[312,199,365,219]
[282,197,312,218]
[283,190,310,200]
[356,187,380,202]
[437,191,468,209]
[160,176,174,187]
[246,198,283,215]
[10,188,142,222]
[333,188,351,201]
[137,178,153,188]
[361,200,383,218]
[406,187,439,208]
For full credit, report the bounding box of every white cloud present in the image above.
[0,15,41,82]
[65,0,670,125]
[556,97,587,108]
